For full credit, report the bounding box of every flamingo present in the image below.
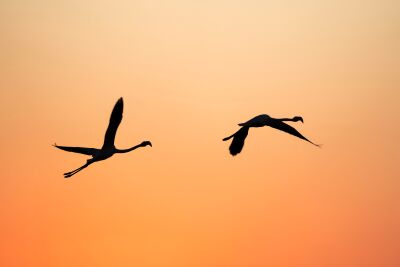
[223,114,320,156]
[54,97,152,178]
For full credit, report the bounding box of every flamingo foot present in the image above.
[63,171,75,178]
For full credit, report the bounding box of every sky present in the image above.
[0,1,399,266]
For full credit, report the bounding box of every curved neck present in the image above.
[116,144,143,153]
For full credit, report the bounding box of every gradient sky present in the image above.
[1,1,399,266]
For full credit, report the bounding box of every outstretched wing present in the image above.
[102,98,123,149]
[267,120,320,146]
[54,144,99,156]
[223,126,250,156]
[238,114,269,127]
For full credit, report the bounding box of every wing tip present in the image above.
[112,97,124,116]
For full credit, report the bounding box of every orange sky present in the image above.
[1,1,399,266]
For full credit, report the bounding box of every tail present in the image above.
[222,127,249,156]
[223,134,234,141]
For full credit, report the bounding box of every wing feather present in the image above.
[223,127,250,156]
[102,98,123,148]
[54,144,99,156]
[267,120,319,146]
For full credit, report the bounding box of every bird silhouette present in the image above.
[54,97,152,178]
[223,114,320,156]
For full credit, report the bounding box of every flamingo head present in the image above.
[141,141,152,147]
[293,116,304,123]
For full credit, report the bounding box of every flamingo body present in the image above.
[54,98,152,178]
[223,114,319,156]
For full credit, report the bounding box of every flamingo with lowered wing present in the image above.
[223,114,320,156]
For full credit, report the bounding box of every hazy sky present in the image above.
[1,1,399,266]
